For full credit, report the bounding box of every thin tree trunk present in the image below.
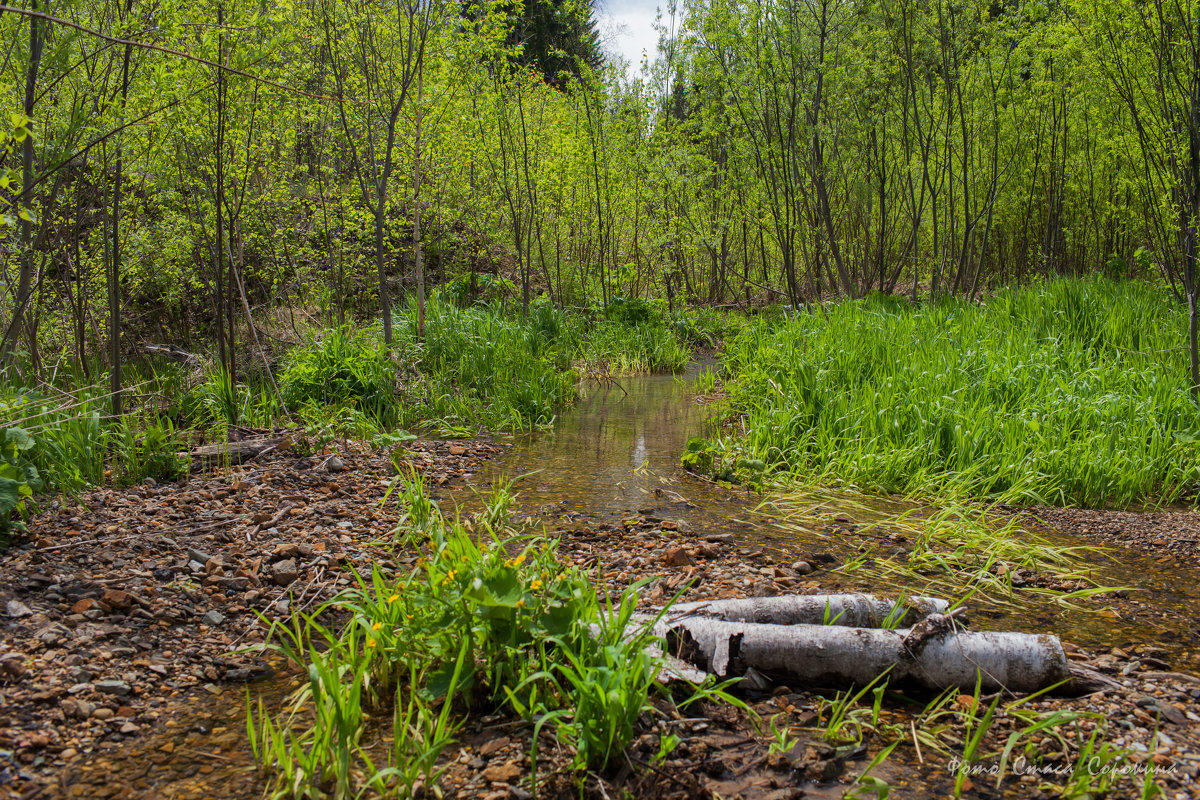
[2,1,43,366]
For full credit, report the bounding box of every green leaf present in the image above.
[5,428,34,452]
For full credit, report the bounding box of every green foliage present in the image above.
[250,474,720,797]
[280,329,399,428]
[720,278,1200,507]
[604,296,660,325]
[0,426,39,536]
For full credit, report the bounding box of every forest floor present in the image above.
[2,441,1200,799]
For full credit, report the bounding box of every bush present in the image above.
[280,328,399,427]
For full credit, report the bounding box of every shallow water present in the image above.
[69,363,1200,797]
[464,362,1200,673]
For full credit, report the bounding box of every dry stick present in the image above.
[249,500,295,539]
[36,533,149,552]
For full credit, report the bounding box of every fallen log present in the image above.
[666,593,950,629]
[185,436,285,470]
[658,614,1071,693]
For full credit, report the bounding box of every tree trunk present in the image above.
[2,1,43,366]
[414,62,426,341]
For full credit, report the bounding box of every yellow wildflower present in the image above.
[366,638,376,649]
[530,579,543,591]
[387,594,400,605]
[372,622,382,632]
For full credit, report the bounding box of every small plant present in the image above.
[845,740,900,799]
[817,669,891,745]
[0,427,39,537]
[767,713,799,756]
[651,731,681,765]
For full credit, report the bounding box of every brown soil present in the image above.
[1002,505,1200,567]
[0,438,505,799]
[2,457,1199,800]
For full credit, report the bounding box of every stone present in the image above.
[94,680,132,696]
[201,610,226,627]
[100,590,133,610]
[68,666,94,683]
[481,762,521,783]
[674,519,693,534]
[70,598,96,614]
[479,737,511,757]
[271,559,298,587]
[187,548,214,565]
[91,707,115,720]
[1,652,26,678]
[791,560,814,575]
[663,546,694,567]
[6,599,33,618]
[448,445,467,456]
[325,455,346,472]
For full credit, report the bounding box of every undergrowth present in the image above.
[717,278,1200,508]
[247,475,739,798]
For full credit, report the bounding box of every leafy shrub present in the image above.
[0,427,39,537]
[604,296,661,325]
[280,328,398,427]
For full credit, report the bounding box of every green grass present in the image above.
[248,475,733,798]
[718,278,1200,507]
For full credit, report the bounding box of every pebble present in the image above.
[6,599,33,617]
[201,610,226,626]
[94,680,132,696]
[271,558,298,586]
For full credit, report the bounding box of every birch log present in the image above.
[658,614,1071,693]
[666,593,950,628]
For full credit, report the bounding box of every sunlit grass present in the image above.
[720,278,1200,508]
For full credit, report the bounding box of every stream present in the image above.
[55,363,1200,798]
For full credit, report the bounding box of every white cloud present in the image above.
[598,0,663,74]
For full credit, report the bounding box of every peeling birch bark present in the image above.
[665,593,950,629]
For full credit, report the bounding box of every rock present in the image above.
[481,761,521,783]
[675,519,693,534]
[271,542,310,561]
[479,737,511,757]
[204,558,224,576]
[91,707,115,720]
[94,679,132,696]
[201,610,226,627]
[791,560,814,575]
[705,533,735,544]
[70,598,96,614]
[187,548,214,565]
[68,666,94,683]
[663,546,694,568]
[1,652,27,679]
[271,559,298,587]
[152,568,175,582]
[100,589,133,610]
[448,445,467,456]
[6,599,33,618]
[325,455,346,472]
